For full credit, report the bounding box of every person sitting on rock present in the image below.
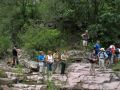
[37,51,46,73]
[89,49,97,76]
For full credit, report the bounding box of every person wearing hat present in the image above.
[98,48,108,72]
[109,45,116,64]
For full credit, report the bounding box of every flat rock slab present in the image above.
[0,78,15,85]
[52,63,119,90]
[12,83,47,90]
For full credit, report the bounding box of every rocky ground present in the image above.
[0,50,120,90]
[0,62,120,90]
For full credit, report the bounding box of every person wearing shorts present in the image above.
[81,30,89,50]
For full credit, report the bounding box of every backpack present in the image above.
[106,50,112,57]
[115,48,119,55]
[98,51,108,60]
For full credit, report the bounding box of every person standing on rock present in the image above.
[98,48,108,72]
[109,45,116,64]
[12,46,19,67]
[81,30,89,50]
[53,49,61,74]
[89,49,97,76]
[94,41,101,56]
[61,50,69,75]
[46,51,54,76]
[37,51,46,73]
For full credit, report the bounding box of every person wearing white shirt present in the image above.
[46,51,54,75]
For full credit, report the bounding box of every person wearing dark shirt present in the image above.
[89,49,97,76]
[12,46,19,66]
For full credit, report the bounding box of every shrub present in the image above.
[21,27,67,51]
[0,35,11,58]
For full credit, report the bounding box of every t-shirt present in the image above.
[53,52,61,61]
[12,48,17,56]
[37,55,45,61]
[94,43,101,55]
[82,33,89,41]
[61,54,68,61]
[94,43,101,50]
[47,55,54,63]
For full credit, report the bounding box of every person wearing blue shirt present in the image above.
[37,51,46,73]
[94,41,101,55]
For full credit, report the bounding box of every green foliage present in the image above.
[0,0,120,57]
[21,26,67,51]
[13,64,24,75]
[0,35,11,57]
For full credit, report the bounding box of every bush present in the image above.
[21,26,67,51]
[0,35,11,58]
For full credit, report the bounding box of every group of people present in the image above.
[89,42,120,75]
[11,30,120,77]
[89,44,120,75]
[12,46,69,75]
[81,30,120,75]
[37,50,69,75]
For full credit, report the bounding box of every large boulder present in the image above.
[18,50,39,71]
[67,50,90,62]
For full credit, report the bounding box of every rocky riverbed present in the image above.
[0,61,120,90]
[0,50,120,90]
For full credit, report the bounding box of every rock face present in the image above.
[67,50,90,62]
[18,50,39,70]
